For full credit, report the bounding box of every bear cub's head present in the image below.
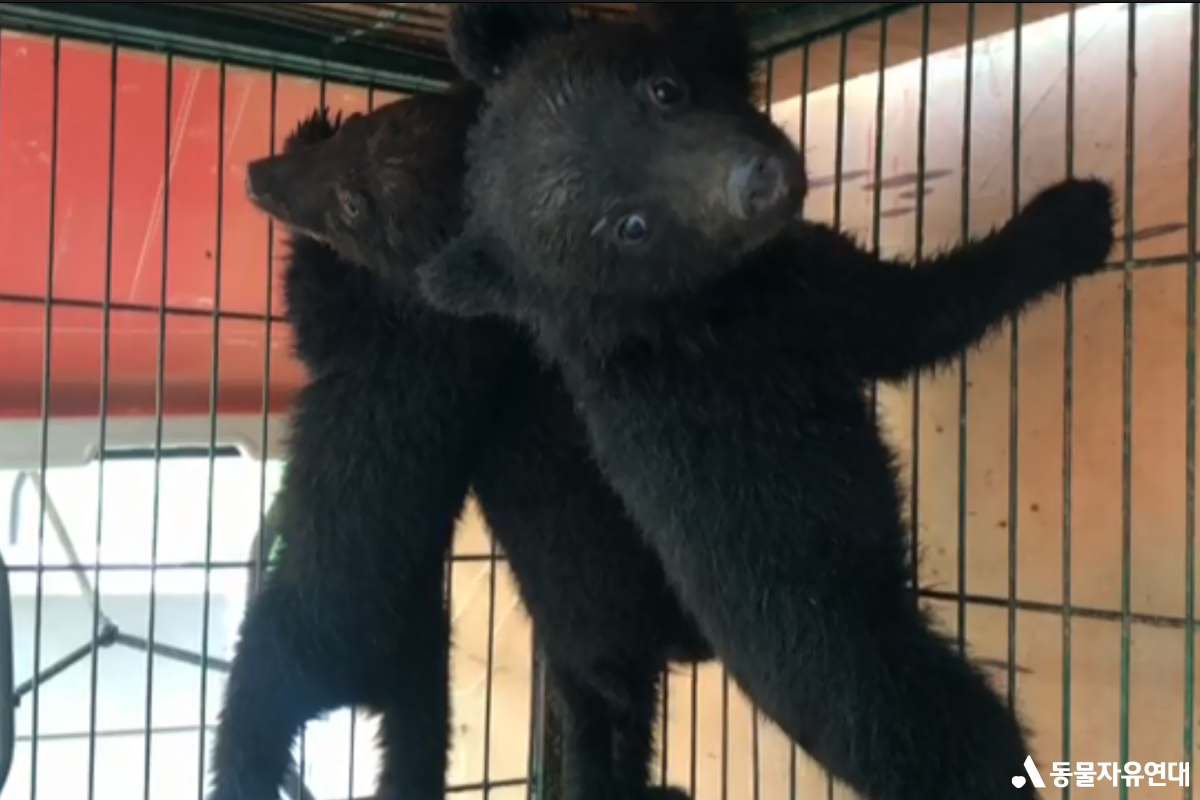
[244,86,483,285]
[420,2,807,325]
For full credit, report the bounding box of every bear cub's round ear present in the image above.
[633,3,755,93]
[447,3,575,87]
[633,2,745,45]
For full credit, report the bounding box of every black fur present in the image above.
[220,82,711,800]
[208,105,516,800]
[472,354,713,800]
[421,5,1118,800]
[633,4,757,101]
[447,2,575,86]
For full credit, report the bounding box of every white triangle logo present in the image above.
[1018,756,1047,789]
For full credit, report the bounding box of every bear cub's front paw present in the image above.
[1016,177,1116,279]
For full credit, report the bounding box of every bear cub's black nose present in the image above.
[727,156,788,221]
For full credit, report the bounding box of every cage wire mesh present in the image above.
[0,3,1195,800]
[168,2,627,47]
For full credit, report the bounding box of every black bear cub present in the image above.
[420,3,1117,799]
[224,9,719,800]
[212,91,512,800]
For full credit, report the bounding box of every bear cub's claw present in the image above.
[1015,177,1117,279]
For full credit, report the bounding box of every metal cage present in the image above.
[0,3,1194,800]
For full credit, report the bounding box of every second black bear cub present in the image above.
[213,92,513,800]
[421,3,1117,800]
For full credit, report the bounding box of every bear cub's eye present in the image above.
[616,214,650,245]
[337,188,363,221]
[648,75,687,109]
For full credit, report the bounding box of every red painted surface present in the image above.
[0,32,405,420]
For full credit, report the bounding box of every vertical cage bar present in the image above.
[526,639,541,800]
[832,27,847,232]
[256,67,279,616]
[751,50,777,800]
[291,74,327,800]
[688,662,698,800]
[351,76,375,800]
[0,24,3,287]
[1061,5,1078,797]
[659,659,669,786]
[143,49,174,800]
[827,26,851,800]
[867,8,888,498]
[252,62,279,786]
[198,59,228,800]
[719,671,728,800]
[0,28,9,793]
[751,708,760,800]
[798,41,809,211]
[526,630,551,800]
[29,34,61,800]
[482,546,499,799]
[1006,1,1024,710]
[86,40,120,800]
[793,41,809,800]
[870,10,888,296]
[912,2,931,595]
[1184,6,1199,800]
[1119,6,1137,796]
[957,2,976,657]
[0,547,12,796]
[527,646,543,800]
